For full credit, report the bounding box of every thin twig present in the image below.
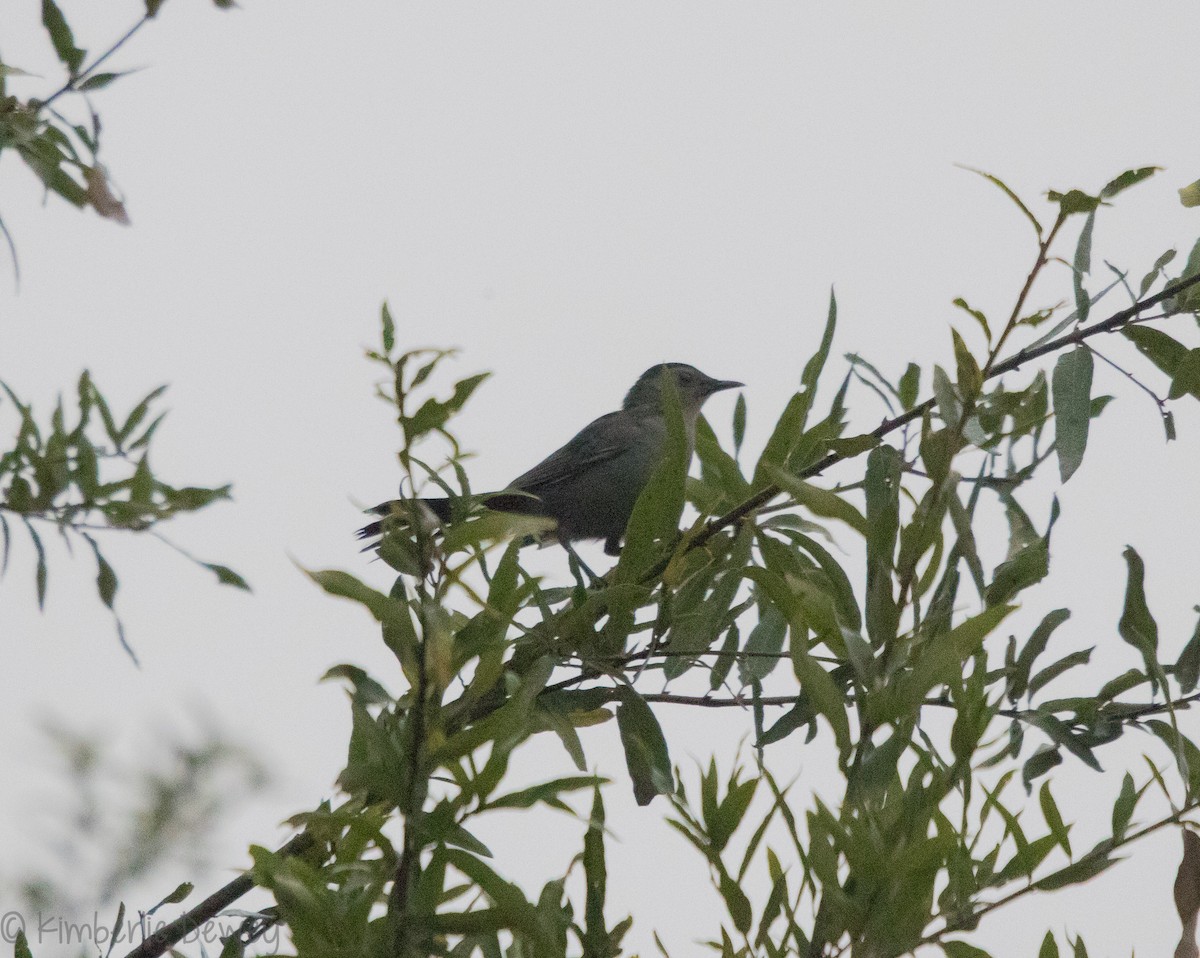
[39,15,151,112]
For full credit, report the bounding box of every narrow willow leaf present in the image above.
[1174,829,1200,958]
[864,445,901,646]
[1111,773,1137,839]
[381,301,396,353]
[800,290,838,407]
[1100,166,1159,198]
[732,392,747,456]
[1052,347,1093,482]
[958,166,1043,238]
[1035,854,1118,891]
[986,539,1049,606]
[42,0,86,73]
[739,603,786,685]
[1072,208,1096,323]
[951,328,983,397]
[1022,747,1063,790]
[898,363,920,410]
[1039,782,1071,856]
[932,365,961,426]
[786,625,851,755]
[1118,547,1159,671]
[1177,612,1200,693]
[582,787,608,958]
[615,689,673,806]
[1169,349,1200,402]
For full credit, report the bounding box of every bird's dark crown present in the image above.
[622,363,740,410]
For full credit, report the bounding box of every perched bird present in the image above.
[360,363,742,556]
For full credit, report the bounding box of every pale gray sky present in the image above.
[3,2,1200,954]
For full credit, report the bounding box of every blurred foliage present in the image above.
[4,717,269,958]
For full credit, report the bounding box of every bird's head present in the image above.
[622,363,743,415]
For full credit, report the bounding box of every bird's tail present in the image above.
[356,498,453,542]
[357,492,542,543]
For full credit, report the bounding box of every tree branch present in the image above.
[121,832,313,958]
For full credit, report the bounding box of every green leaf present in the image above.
[23,519,48,609]
[898,363,920,410]
[1169,349,1200,401]
[1123,325,1189,380]
[1051,347,1094,482]
[739,602,787,685]
[752,291,837,485]
[785,617,850,755]
[932,365,961,426]
[87,537,118,608]
[959,166,1043,238]
[952,298,992,344]
[1100,166,1159,198]
[864,445,901,645]
[1111,772,1137,838]
[1034,854,1118,891]
[800,289,838,412]
[485,775,603,811]
[158,881,194,905]
[719,871,753,934]
[381,301,396,353]
[951,328,983,397]
[13,930,32,958]
[1072,207,1095,323]
[1181,178,1200,209]
[304,569,417,670]
[1039,781,1071,856]
[1049,189,1101,215]
[1146,719,1200,794]
[1176,611,1200,693]
[1022,747,1063,790]
[942,941,993,958]
[78,72,124,91]
[986,539,1048,606]
[891,604,1015,712]
[42,0,86,73]
[615,689,673,805]
[146,0,168,16]
[1028,648,1093,697]
[1118,546,1159,666]
[732,392,746,456]
[762,462,867,534]
[204,562,251,591]
[582,787,609,958]
[1038,931,1061,958]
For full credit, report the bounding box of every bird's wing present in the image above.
[508,410,648,494]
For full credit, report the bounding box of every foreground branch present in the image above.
[122,832,313,958]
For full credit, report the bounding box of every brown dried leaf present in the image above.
[84,164,130,224]
[1175,829,1200,958]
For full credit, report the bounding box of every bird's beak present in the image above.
[708,379,744,394]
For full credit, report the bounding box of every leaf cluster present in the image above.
[0,372,246,656]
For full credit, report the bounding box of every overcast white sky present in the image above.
[3,2,1200,954]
